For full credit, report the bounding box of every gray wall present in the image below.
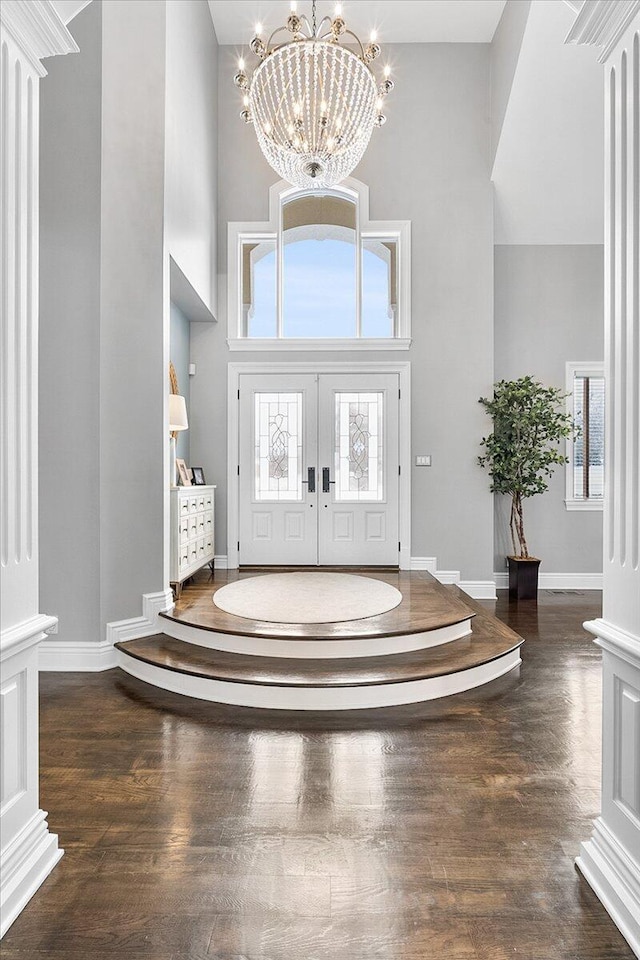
[166,0,218,312]
[39,1,102,649]
[490,0,531,168]
[494,244,604,572]
[100,0,168,622]
[40,0,219,647]
[170,302,191,463]
[190,43,495,579]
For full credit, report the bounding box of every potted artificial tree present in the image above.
[478,376,576,600]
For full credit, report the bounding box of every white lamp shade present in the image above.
[169,393,189,431]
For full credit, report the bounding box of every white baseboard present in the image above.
[577,818,640,958]
[39,589,174,672]
[39,638,117,672]
[493,571,603,590]
[0,809,63,939]
[214,555,229,569]
[459,581,498,601]
[409,556,438,573]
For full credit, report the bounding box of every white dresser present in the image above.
[170,485,215,593]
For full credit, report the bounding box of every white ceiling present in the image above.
[50,0,92,24]
[207,0,507,45]
[492,0,603,244]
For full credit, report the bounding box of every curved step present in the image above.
[116,609,524,711]
[160,572,476,658]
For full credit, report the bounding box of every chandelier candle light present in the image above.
[234,1,394,188]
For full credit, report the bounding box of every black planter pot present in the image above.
[507,556,541,601]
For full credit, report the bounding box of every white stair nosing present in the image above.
[116,648,522,711]
[158,615,474,659]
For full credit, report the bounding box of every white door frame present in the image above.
[227,361,411,570]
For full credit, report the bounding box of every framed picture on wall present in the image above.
[176,458,191,486]
[191,467,206,485]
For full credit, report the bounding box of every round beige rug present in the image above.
[213,572,402,624]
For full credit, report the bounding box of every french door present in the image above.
[238,373,400,566]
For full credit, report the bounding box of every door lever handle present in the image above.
[322,467,335,494]
[302,466,316,493]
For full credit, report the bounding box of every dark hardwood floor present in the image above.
[2,587,634,959]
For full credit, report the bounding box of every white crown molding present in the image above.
[39,590,174,672]
[565,0,640,62]
[0,0,78,76]
[494,571,603,590]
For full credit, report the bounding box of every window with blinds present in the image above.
[566,363,605,510]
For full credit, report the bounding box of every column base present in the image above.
[577,818,640,959]
[0,810,63,939]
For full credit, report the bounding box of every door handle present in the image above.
[302,466,316,493]
[322,467,335,493]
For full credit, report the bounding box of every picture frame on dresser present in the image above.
[191,466,206,485]
[176,458,191,486]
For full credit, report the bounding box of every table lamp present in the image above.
[169,394,188,487]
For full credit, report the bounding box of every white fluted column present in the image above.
[0,0,77,938]
[566,2,640,956]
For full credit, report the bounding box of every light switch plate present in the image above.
[416,456,432,467]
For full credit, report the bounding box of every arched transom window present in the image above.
[228,179,411,350]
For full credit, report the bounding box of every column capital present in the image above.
[0,0,78,76]
[565,0,640,61]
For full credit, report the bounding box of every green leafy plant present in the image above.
[478,376,576,559]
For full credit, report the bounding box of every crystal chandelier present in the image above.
[234,1,394,189]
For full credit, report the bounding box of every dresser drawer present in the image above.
[179,496,190,516]
[188,495,200,514]
[179,517,189,543]
[178,544,190,571]
[188,514,199,539]
[204,514,213,536]
[203,492,214,511]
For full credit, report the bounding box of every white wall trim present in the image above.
[565,498,604,511]
[460,581,498,601]
[0,809,63,939]
[577,818,640,957]
[214,555,229,569]
[565,0,640,61]
[227,176,411,346]
[494,571,603,590]
[227,337,412,352]
[227,361,412,571]
[0,0,79,77]
[584,618,640,669]
[1,615,58,662]
[564,360,605,510]
[409,559,497,600]
[39,590,174,672]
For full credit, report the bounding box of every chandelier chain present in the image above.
[312,0,316,35]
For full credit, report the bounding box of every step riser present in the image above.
[117,649,522,711]
[159,617,474,659]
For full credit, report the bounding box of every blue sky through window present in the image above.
[249,239,391,338]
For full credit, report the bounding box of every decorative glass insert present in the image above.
[573,374,605,500]
[335,392,384,501]
[254,393,303,501]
